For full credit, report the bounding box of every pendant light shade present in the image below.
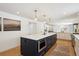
[34,9,38,21]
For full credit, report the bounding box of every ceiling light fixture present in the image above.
[43,14,47,21]
[63,12,67,15]
[16,11,20,15]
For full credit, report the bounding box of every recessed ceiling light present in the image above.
[16,11,20,15]
[63,12,67,15]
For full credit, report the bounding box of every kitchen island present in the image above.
[21,33,57,56]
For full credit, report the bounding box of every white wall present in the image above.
[0,11,30,52]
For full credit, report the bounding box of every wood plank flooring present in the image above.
[0,46,20,56]
[45,39,75,56]
[0,39,75,56]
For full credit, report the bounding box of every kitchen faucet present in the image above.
[43,27,47,35]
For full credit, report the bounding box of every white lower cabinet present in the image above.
[57,33,71,40]
[75,38,79,56]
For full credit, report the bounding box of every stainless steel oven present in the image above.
[38,39,47,52]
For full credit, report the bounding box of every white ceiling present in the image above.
[0,3,79,23]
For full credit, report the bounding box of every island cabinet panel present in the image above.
[21,34,57,56]
[21,37,38,56]
[52,34,57,45]
[46,36,52,49]
[46,34,57,51]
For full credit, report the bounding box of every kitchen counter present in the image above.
[21,33,56,40]
[73,34,79,40]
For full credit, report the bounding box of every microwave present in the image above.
[38,39,47,52]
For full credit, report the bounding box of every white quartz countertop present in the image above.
[73,34,79,40]
[21,33,56,40]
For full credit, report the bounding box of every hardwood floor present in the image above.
[0,46,20,56]
[45,39,75,56]
[0,39,75,56]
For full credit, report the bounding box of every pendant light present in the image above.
[34,9,38,21]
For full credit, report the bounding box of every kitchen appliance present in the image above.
[38,39,47,52]
[73,23,79,33]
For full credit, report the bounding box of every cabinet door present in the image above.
[52,34,57,45]
[45,34,57,51]
[46,36,53,50]
[75,38,79,56]
[46,37,50,50]
[49,36,53,45]
[46,36,51,45]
